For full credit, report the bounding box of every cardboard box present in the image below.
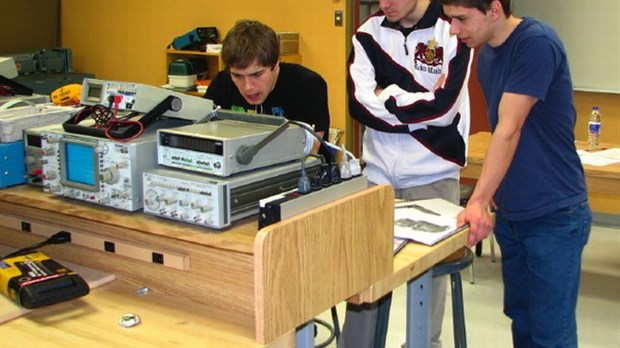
[168,59,208,80]
[0,94,49,107]
[0,103,77,143]
[278,32,299,55]
[168,74,197,88]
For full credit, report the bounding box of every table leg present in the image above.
[296,320,314,348]
[375,292,393,347]
[406,270,432,348]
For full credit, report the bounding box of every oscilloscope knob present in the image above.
[41,147,56,156]
[45,170,58,180]
[161,196,177,206]
[116,161,129,169]
[178,199,190,207]
[144,189,160,211]
[195,202,212,213]
[44,134,61,143]
[100,167,120,184]
[95,143,109,154]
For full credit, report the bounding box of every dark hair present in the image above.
[221,19,280,70]
[438,0,511,17]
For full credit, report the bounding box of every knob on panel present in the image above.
[144,189,160,211]
[100,167,120,184]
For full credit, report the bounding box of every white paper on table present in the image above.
[393,198,464,246]
[577,148,620,166]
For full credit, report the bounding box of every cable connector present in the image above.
[297,169,312,194]
[113,94,122,104]
[1,231,72,260]
[319,163,332,188]
[48,231,72,244]
[349,158,362,177]
[329,162,342,185]
[340,159,352,180]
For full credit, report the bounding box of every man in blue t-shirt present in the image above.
[440,0,591,347]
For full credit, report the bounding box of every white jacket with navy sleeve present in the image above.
[348,1,472,188]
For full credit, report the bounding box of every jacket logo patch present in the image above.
[414,39,443,73]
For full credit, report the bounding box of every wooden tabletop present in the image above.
[0,278,290,348]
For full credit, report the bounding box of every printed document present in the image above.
[394,198,464,246]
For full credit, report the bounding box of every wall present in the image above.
[0,0,59,55]
[513,0,620,93]
[60,0,350,132]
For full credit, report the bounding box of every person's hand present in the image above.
[457,201,494,247]
[374,86,384,97]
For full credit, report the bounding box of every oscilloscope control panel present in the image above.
[40,129,159,211]
[24,124,65,186]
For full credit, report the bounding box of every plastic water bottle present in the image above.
[588,106,601,149]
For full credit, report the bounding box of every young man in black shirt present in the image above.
[205,20,330,153]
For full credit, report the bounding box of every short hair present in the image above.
[221,20,280,69]
[438,0,511,17]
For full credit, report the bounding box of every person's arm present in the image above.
[348,31,471,132]
[458,92,536,246]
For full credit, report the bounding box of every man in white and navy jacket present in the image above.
[339,1,472,347]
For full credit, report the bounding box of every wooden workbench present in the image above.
[0,183,470,347]
[0,184,394,346]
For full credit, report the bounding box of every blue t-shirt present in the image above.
[477,17,587,220]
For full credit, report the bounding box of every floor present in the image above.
[316,223,620,348]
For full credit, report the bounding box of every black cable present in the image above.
[287,120,334,164]
[299,153,324,194]
[314,317,336,348]
[288,120,344,190]
[91,104,115,127]
[1,231,72,259]
[331,306,341,342]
